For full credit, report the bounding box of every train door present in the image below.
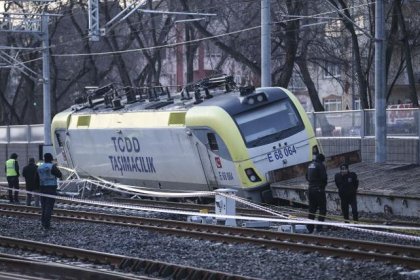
[192,129,238,190]
[205,132,238,188]
[54,129,74,168]
[193,129,219,190]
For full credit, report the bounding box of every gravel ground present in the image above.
[1,213,420,280]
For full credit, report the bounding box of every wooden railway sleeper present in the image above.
[118,257,135,270]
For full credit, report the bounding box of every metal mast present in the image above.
[41,14,51,146]
[0,1,59,148]
[375,0,386,162]
[261,0,271,87]
[88,0,100,41]
[87,0,215,40]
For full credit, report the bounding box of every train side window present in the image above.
[207,133,219,151]
[55,132,63,147]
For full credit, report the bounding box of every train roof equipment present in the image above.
[67,74,293,119]
[68,74,248,113]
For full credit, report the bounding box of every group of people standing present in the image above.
[306,153,359,233]
[5,153,62,230]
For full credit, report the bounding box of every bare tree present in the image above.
[179,0,261,78]
[394,0,418,106]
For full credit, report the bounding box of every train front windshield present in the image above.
[235,100,304,147]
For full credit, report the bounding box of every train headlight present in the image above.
[247,97,255,105]
[245,168,261,182]
[241,92,267,105]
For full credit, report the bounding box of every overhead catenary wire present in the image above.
[52,1,376,58]
[5,0,376,65]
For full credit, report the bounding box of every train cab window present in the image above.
[234,100,304,147]
[207,133,219,151]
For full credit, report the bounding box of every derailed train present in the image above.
[51,76,320,202]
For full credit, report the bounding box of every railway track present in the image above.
[0,252,148,280]
[111,197,420,227]
[0,236,256,280]
[4,192,420,227]
[0,203,419,269]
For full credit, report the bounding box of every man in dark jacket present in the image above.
[22,158,40,207]
[37,153,62,230]
[305,153,328,233]
[334,163,359,222]
[5,153,20,203]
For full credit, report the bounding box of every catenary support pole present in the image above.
[88,0,100,41]
[261,0,271,87]
[375,0,386,162]
[42,14,51,146]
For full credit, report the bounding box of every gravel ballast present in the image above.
[1,213,419,280]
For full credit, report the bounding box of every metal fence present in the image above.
[308,108,420,138]
[0,108,419,143]
[0,124,44,143]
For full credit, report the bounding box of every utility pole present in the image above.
[0,5,59,149]
[41,14,51,146]
[375,0,386,162]
[261,0,271,87]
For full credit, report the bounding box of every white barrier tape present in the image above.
[4,166,419,242]
[292,216,420,242]
[1,184,419,236]
[220,193,420,242]
[221,193,291,219]
[87,176,216,198]
[58,167,216,198]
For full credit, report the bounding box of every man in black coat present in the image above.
[305,153,328,233]
[22,158,40,207]
[335,163,359,222]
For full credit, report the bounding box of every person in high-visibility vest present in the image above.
[5,153,20,203]
[37,153,62,230]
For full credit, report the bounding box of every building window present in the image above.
[325,19,343,37]
[289,71,306,91]
[354,98,361,110]
[234,75,242,85]
[324,62,341,78]
[323,98,342,111]
[205,42,221,58]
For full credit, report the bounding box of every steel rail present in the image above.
[0,237,258,280]
[110,198,420,227]
[0,204,419,268]
[4,195,420,226]
[0,253,146,280]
